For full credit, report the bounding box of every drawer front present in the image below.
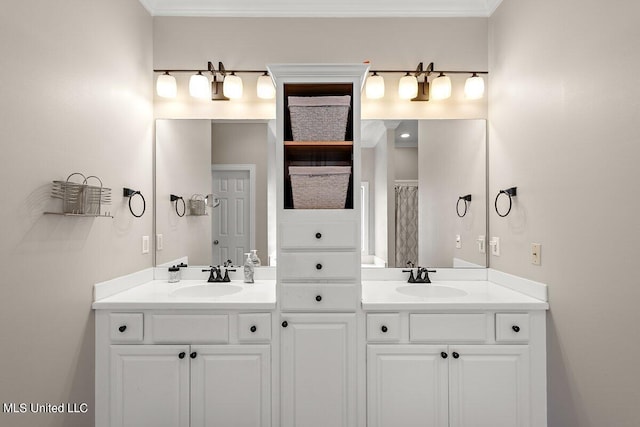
[279,252,358,280]
[280,221,357,249]
[280,284,358,312]
[150,314,229,344]
[109,313,143,342]
[367,314,401,342]
[410,314,488,343]
[238,313,272,342]
[495,313,530,343]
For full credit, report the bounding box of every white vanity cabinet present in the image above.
[366,311,546,427]
[269,64,369,427]
[96,311,272,427]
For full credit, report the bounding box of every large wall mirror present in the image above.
[155,119,487,269]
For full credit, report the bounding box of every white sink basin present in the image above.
[396,284,468,298]
[170,284,243,298]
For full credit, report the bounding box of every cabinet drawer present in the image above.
[495,313,530,343]
[279,252,358,280]
[150,314,229,344]
[410,314,488,343]
[367,314,401,342]
[280,221,357,249]
[238,313,272,342]
[109,313,143,342]
[281,284,358,312]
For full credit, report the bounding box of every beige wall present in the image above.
[489,1,640,426]
[153,17,488,120]
[156,120,212,266]
[394,146,419,181]
[0,1,153,426]
[419,120,486,267]
[211,122,269,261]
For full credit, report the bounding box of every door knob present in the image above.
[213,240,219,245]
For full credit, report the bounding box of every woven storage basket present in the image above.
[289,166,351,209]
[288,95,351,141]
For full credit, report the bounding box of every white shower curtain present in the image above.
[395,184,419,268]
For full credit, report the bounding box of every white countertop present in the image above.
[361,280,549,311]
[92,280,276,310]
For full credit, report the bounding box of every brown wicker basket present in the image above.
[289,166,351,209]
[288,96,351,141]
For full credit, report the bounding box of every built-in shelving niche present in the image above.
[283,83,354,209]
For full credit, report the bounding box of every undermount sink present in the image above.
[170,284,243,298]
[396,284,468,298]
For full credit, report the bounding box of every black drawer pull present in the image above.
[190,352,197,359]
[315,232,322,239]
[381,325,388,333]
[282,321,288,328]
[118,325,127,333]
[441,352,448,359]
[316,263,323,270]
[512,325,520,332]
[315,295,322,302]
[452,352,460,359]
[250,325,257,333]
[178,352,186,359]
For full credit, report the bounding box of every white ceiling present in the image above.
[139,0,504,18]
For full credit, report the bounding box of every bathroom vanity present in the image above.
[94,64,548,427]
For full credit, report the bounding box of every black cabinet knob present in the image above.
[118,325,127,333]
[315,232,322,239]
[441,352,448,359]
[190,352,197,359]
[512,325,520,332]
[250,325,257,333]
[178,352,186,359]
[282,321,288,328]
[381,325,388,333]
[452,352,460,359]
[316,263,323,270]
[315,295,322,302]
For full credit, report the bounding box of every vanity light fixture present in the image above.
[223,72,243,99]
[257,72,276,99]
[365,72,385,99]
[154,61,487,102]
[156,72,177,98]
[464,73,485,99]
[430,72,452,100]
[189,71,210,99]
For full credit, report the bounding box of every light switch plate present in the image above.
[531,243,541,265]
[477,235,486,253]
[156,234,163,251]
[142,236,150,254]
[490,237,500,256]
[456,234,461,249]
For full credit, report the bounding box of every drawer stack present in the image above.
[279,220,359,312]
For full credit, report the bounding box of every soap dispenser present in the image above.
[243,253,254,283]
[250,249,262,267]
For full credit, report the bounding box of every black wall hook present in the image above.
[495,187,517,217]
[123,188,145,218]
[456,194,472,217]
[170,194,186,217]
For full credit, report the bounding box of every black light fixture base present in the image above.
[411,81,430,101]
[211,79,229,101]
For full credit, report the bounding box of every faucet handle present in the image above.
[402,269,417,283]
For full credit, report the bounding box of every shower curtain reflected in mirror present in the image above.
[395,183,418,268]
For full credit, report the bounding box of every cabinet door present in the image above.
[190,345,271,427]
[449,345,530,427]
[110,345,189,427]
[281,314,356,427]
[367,345,448,427]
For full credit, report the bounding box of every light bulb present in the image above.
[156,72,176,98]
[257,73,275,99]
[365,73,385,99]
[223,73,243,99]
[464,74,485,99]
[189,72,210,99]
[430,73,451,100]
[398,73,418,99]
